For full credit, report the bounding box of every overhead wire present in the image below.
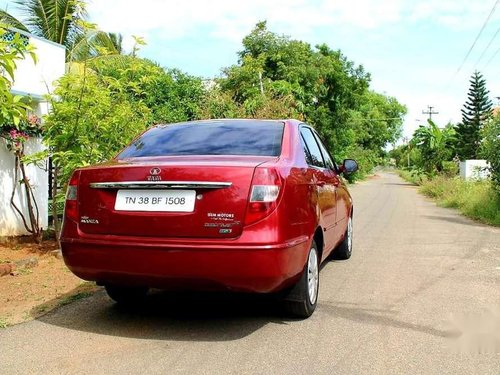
[483,44,500,68]
[453,0,499,76]
[475,25,500,66]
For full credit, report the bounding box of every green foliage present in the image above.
[397,168,429,185]
[398,171,500,226]
[88,57,204,123]
[218,21,406,176]
[482,115,500,194]
[418,177,500,226]
[0,0,86,48]
[42,64,152,185]
[455,71,493,160]
[0,26,36,129]
[42,56,206,186]
[1,1,127,61]
[411,120,456,174]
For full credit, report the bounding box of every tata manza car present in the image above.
[61,119,358,318]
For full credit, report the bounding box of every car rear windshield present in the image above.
[117,120,284,158]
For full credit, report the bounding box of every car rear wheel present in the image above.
[335,215,353,260]
[104,284,149,305]
[283,240,319,319]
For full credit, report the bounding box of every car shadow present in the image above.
[35,288,295,342]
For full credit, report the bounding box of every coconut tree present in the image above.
[0,0,86,48]
[0,0,123,61]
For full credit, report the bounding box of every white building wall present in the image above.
[0,138,49,236]
[459,160,490,180]
[0,30,64,236]
[10,31,66,97]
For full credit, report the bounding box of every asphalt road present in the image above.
[1,172,499,374]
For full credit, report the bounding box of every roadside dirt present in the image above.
[0,240,99,327]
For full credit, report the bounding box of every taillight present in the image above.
[64,171,80,222]
[244,167,283,226]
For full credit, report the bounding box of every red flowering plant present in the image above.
[1,114,43,152]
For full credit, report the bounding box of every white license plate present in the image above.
[114,190,196,212]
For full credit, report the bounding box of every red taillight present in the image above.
[64,171,80,222]
[244,168,283,226]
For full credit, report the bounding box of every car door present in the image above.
[299,126,337,254]
[311,130,349,244]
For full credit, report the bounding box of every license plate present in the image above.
[114,190,196,212]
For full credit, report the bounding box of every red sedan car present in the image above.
[61,119,357,318]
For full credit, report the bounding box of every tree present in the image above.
[482,115,500,194]
[218,22,406,177]
[412,120,456,174]
[0,0,86,49]
[455,71,492,160]
[0,0,123,61]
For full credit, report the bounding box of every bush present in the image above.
[482,116,500,194]
[405,175,500,226]
[397,169,428,185]
[441,160,459,177]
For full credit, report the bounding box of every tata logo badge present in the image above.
[147,167,162,181]
[150,167,161,175]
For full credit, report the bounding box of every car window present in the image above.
[300,127,325,168]
[117,120,284,158]
[300,134,314,165]
[312,130,336,170]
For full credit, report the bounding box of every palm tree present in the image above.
[0,0,85,48]
[0,0,123,61]
[412,120,456,173]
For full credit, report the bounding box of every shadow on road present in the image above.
[422,214,486,228]
[383,182,416,187]
[36,288,294,342]
[319,301,456,339]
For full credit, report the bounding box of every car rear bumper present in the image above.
[60,235,310,293]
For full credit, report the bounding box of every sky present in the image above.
[2,0,500,140]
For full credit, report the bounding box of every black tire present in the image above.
[283,240,319,319]
[335,215,353,260]
[105,284,149,305]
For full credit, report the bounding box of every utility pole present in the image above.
[422,105,439,120]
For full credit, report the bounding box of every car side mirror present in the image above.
[339,159,358,175]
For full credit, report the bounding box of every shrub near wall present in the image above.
[399,171,500,226]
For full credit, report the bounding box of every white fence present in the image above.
[0,138,48,236]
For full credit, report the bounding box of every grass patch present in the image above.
[399,171,500,226]
[58,290,94,307]
[397,169,429,185]
[0,317,8,329]
[31,282,99,318]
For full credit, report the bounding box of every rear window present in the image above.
[117,120,284,159]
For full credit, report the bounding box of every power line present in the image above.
[454,0,499,76]
[475,25,500,66]
[483,43,500,68]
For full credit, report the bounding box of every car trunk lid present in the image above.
[77,156,275,239]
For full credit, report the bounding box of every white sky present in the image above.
[3,0,500,139]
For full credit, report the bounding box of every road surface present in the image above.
[1,172,499,374]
